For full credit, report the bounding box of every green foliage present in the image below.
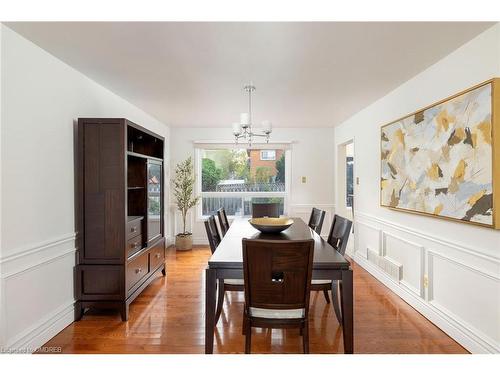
[255,166,272,184]
[149,198,161,215]
[275,154,285,183]
[202,149,250,183]
[219,149,249,180]
[172,157,200,235]
[202,158,222,191]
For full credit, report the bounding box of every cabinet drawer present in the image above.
[127,252,149,291]
[126,217,143,240]
[127,235,143,258]
[149,240,165,271]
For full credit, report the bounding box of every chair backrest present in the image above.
[308,207,326,235]
[327,214,352,255]
[242,239,314,314]
[204,215,221,254]
[252,203,280,218]
[217,207,230,237]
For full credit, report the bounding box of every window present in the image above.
[198,147,288,217]
[260,150,276,161]
[346,142,354,208]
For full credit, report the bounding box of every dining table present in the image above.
[204,216,354,353]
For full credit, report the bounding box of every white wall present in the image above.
[169,127,335,244]
[0,25,170,350]
[335,23,500,353]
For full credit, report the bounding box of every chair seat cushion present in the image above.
[249,307,305,319]
[311,280,332,284]
[224,279,244,285]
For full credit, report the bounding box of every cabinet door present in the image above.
[81,121,126,263]
[147,161,163,243]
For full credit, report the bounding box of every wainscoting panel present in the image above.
[355,221,381,258]
[354,211,500,353]
[383,232,425,298]
[428,250,500,347]
[0,234,76,351]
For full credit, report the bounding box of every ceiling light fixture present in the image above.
[232,82,272,146]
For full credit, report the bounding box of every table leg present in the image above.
[331,280,342,325]
[205,267,217,354]
[340,268,353,354]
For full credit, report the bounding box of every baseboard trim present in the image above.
[353,253,499,353]
[5,301,75,352]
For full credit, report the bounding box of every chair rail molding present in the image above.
[0,233,76,278]
[0,233,76,350]
[354,210,500,354]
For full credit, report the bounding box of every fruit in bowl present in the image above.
[248,217,294,233]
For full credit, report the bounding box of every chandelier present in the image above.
[232,82,272,146]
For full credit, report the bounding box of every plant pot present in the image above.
[175,233,193,251]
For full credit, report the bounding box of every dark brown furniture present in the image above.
[205,217,353,354]
[311,214,353,316]
[204,215,244,324]
[75,118,166,321]
[217,207,230,237]
[242,238,315,353]
[251,202,280,218]
[308,207,326,235]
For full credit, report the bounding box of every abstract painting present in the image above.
[380,81,496,227]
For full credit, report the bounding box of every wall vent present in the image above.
[367,247,402,282]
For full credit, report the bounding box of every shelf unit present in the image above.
[76,118,165,321]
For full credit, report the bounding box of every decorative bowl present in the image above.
[248,217,294,234]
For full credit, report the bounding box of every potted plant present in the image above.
[173,157,200,251]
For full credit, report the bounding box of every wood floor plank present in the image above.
[39,246,468,354]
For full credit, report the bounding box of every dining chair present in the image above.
[242,238,315,354]
[308,207,326,235]
[217,207,230,237]
[204,215,244,324]
[251,202,280,218]
[311,214,352,318]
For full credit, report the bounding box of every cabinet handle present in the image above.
[156,253,161,259]
[135,268,142,274]
[131,227,137,233]
[132,242,139,248]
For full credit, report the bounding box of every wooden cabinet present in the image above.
[75,118,166,321]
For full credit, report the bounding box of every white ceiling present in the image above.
[6,22,494,128]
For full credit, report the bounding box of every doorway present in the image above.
[336,140,355,255]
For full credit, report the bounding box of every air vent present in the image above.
[367,247,402,282]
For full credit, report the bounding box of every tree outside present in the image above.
[201,148,285,192]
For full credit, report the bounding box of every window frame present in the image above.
[260,150,276,161]
[194,146,291,221]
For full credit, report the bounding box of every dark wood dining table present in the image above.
[205,217,354,353]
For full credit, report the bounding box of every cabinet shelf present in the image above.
[127,151,163,162]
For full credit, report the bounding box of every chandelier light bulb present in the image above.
[232,122,242,136]
[240,112,250,127]
[262,120,272,134]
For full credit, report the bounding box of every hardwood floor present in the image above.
[42,246,468,354]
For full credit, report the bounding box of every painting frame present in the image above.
[380,78,500,229]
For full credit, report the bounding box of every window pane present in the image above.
[202,196,285,217]
[346,156,354,207]
[201,149,285,192]
[260,150,276,160]
[244,197,284,217]
[202,197,243,216]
